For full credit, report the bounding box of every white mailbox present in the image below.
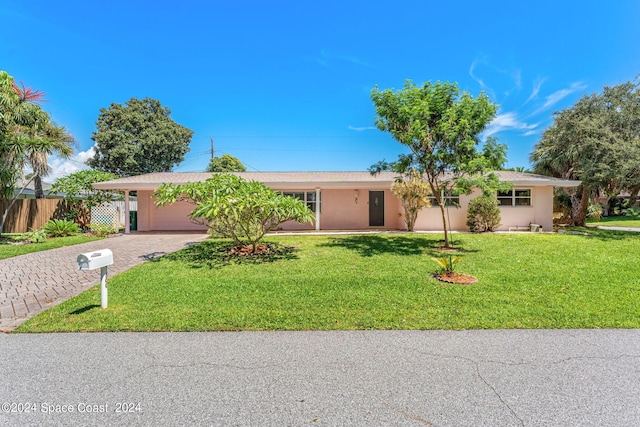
[77,249,113,309]
[77,249,113,271]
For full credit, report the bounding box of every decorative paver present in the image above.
[0,232,208,331]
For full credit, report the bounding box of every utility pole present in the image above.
[210,136,215,160]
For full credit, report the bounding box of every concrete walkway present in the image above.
[2,329,639,426]
[0,232,208,331]
[597,225,640,232]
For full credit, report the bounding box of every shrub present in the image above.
[391,171,431,231]
[43,219,80,237]
[587,204,603,221]
[90,222,118,237]
[154,174,314,253]
[467,195,501,232]
[24,228,47,243]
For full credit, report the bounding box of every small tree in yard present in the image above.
[370,80,506,248]
[154,174,314,253]
[50,169,119,228]
[391,170,431,231]
[466,195,501,232]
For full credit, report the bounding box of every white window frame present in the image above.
[497,188,532,207]
[281,191,321,212]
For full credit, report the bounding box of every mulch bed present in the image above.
[433,272,478,285]
[229,244,272,256]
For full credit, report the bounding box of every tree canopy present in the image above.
[531,78,640,225]
[87,97,193,177]
[370,80,504,247]
[206,154,247,172]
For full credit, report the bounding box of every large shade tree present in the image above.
[531,78,640,225]
[206,154,247,172]
[87,97,193,177]
[370,80,505,248]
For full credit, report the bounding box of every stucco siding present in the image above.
[278,189,403,230]
[135,183,556,233]
[148,196,208,231]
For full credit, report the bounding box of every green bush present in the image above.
[466,195,501,232]
[587,204,603,221]
[43,219,80,237]
[24,228,47,243]
[89,222,118,237]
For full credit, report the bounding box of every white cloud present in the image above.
[45,146,95,182]
[348,125,376,132]
[468,57,487,90]
[526,77,547,103]
[534,81,587,114]
[483,112,538,137]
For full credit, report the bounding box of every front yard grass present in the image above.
[16,229,640,332]
[0,234,102,260]
[587,215,640,228]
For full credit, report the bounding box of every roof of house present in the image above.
[92,171,581,191]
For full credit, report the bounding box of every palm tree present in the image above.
[28,123,74,198]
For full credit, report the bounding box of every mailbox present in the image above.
[76,249,113,309]
[77,249,113,271]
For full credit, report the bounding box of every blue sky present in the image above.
[2,1,639,179]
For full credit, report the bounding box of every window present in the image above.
[281,191,321,212]
[497,189,531,206]
[428,188,460,207]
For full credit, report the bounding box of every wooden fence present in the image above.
[1,199,71,234]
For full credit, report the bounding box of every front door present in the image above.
[369,191,385,226]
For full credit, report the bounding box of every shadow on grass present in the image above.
[161,240,298,269]
[69,304,100,315]
[559,226,640,242]
[318,234,478,257]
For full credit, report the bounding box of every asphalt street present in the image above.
[2,329,639,426]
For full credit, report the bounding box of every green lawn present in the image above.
[0,234,103,260]
[16,229,640,332]
[587,215,640,228]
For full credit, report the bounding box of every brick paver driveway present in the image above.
[0,232,208,331]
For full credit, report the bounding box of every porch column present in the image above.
[124,190,131,234]
[315,187,321,231]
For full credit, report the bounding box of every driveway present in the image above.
[1,329,639,426]
[0,232,208,331]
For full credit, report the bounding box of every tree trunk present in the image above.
[439,203,450,248]
[572,185,590,226]
[627,185,640,208]
[34,175,44,199]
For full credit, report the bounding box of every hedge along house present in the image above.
[91,171,580,234]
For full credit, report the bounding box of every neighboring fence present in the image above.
[1,199,70,233]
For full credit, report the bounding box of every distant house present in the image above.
[12,179,66,199]
[92,171,580,233]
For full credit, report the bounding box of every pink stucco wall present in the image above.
[498,187,553,231]
[137,186,554,232]
[278,189,403,230]
[138,190,207,231]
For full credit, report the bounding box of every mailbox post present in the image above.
[77,249,114,309]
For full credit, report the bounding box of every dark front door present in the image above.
[369,191,385,226]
